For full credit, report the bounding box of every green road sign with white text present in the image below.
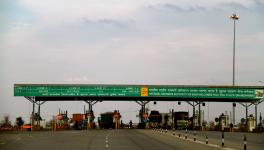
[14,84,263,100]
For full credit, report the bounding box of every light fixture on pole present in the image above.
[229,13,239,125]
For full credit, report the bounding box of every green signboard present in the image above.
[14,84,264,100]
[14,85,141,97]
[148,87,263,99]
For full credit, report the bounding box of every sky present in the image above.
[0,0,264,124]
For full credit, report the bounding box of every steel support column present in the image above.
[246,103,248,126]
[255,103,258,128]
[198,102,201,127]
[172,109,174,130]
[32,99,35,129]
[84,100,99,129]
[186,101,199,130]
[25,97,37,131]
[36,101,46,126]
[84,100,99,112]
[233,102,236,125]
[38,101,40,126]
[193,102,195,129]
[135,101,149,124]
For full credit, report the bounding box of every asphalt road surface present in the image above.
[161,129,264,150]
[0,129,262,150]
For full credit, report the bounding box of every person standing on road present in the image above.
[230,123,233,132]
[129,120,133,129]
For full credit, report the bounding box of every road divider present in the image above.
[244,134,247,150]
[185,129,187,139]
[153,129,236,150]
[105,134,109,148]
[179,129,181,137]
[193,131,196,141]
[222,131,225,147]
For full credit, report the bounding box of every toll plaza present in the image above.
[14,84,264,130]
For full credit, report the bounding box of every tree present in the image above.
[241,118,246,124]
[202,121,207,126]
[1,115,11,127]
[16,117,24,129]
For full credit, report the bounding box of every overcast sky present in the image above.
[1,0,264,124]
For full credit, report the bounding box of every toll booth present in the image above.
[85,110,95,129]
[247,114,256,132]
[72,114,85,130]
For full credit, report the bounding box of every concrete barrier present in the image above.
[221,131,224,147]
[185,129,187,139]
[193,131,196,141]
[244,134,247,150]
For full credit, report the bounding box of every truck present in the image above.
[174,111,189,129]
[148,111,162,128]
[98,110,121,129]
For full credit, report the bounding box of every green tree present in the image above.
[1,115,11,127]
[241,118,246,124]
[16,117,24,129]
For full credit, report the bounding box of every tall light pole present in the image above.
[230,13,239,86]
[229,13,239,125]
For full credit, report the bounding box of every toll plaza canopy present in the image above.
[14,84,264,102]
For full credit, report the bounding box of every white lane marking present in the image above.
[223,148,236,150]
[105,134,109,148]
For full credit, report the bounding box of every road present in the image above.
[0,129,223,150]
[195,130,264,150]
[163,129,264,150]
[0,129,263,150]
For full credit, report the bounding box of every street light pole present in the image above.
[230,13,239,125]
[230,13,239,86]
